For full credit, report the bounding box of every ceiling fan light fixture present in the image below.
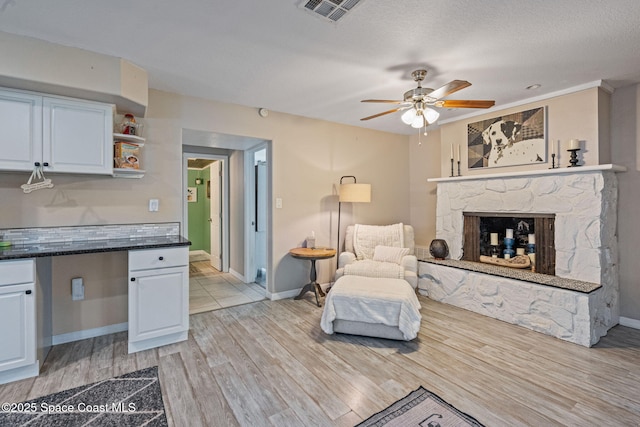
[423,107,440,124]
[401,108,417,125]
[411,115,424,128]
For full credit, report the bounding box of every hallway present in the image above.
[189,256,266,315]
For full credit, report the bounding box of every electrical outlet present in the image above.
[71,277,84,301]
[149,199,159,212]
[276,198,282,209]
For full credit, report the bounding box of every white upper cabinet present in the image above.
[43,97,113,175]
[0,90,43,171]
[0,88,113,175]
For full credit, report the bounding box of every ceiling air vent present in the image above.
[299,0,364,23]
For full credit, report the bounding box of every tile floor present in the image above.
[189,254,266,315]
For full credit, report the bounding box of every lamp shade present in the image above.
[339,183,371,203]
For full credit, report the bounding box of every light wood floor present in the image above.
[2,295,640,426]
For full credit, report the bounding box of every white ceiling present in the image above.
[2,0,640,135]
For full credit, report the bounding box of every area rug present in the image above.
[0,366,168,426]
[357,386,485,427]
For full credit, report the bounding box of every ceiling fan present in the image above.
[361,69,495,128]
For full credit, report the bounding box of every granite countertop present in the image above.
[420,257,601,294]
[0,235,191,260]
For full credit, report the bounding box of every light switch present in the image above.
[276,198,282,209]
[149,199,159,212]
[72,277,84,301]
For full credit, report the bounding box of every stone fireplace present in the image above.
[418,165,625,346]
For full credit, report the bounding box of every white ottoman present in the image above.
[320,276,422,341]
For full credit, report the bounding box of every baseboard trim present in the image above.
[267,288,301,301]
[619,316,640,330]
[267,282,330,301]
[229,268,245,282]
[52,322,128,345]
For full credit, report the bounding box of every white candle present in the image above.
[506,229,513,239]
[551,139,555,156]
[516,248,525,256]
[490,233,498,246]
[450,144,453,160]
[457,145,461,162]
[569,139,580,150]
[528,234,535,244]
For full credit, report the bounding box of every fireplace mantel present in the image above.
[427,164,626,183]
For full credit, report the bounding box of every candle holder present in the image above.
[457,160,461,177]
[568,148,581,167]
[450,158,455,177]
[489,245,500,258]
[549,153,557,169]
[503,238,515,259]
[527,244,536,272]
[527,242,536,255]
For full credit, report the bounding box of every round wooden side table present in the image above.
[289,247,336,307]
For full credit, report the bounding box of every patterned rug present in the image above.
[357,386,484,427]
[0,366,168,426]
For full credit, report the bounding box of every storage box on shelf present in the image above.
[112,113,146,178]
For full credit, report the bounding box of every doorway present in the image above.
[182,130,271,313]
[184,154,228,272]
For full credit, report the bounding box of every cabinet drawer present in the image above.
[129,247,188,271]
[0,259,35,286]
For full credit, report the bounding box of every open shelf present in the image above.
[113,133,145,146]
[112,168,145,179]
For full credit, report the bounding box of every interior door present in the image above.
[210,161,222,270]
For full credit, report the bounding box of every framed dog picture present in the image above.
[467,107,546,169]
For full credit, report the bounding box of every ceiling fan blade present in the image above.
[360,107,405,121]
[361,99,408,104]
[439,99,495,109]
[427,80,472,101]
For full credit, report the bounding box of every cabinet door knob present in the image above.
[43,162,49,167]
[130,277,136,282]
[34,162,40,167]
[159,256,164,261]
[25,290,32,295]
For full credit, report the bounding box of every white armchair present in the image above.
[334,223,418,289]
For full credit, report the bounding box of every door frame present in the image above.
[182,152,229,272]
[244,142,270,286]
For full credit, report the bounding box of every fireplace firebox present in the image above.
[462,212,555,275]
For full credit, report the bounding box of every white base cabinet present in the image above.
[0,260,38,385]
[128,247,189,353]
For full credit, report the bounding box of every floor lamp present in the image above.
[337,175,371,269]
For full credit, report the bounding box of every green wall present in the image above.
[187,167,211,253]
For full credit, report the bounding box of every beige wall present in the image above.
[51,253,128,335]
[409,130,440,246]
[0,31,147,115]
[439,87,605,176]
[611,83,640,322]
[229,150,245,275]
[144,89,412,291]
